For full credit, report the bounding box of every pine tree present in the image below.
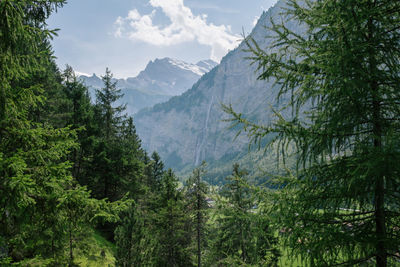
[156,169,192,267]
[117,117,146,199]
[224,0,400,265]
[146,151,165,191]
[0,2,118,264]
[28,53,67,127]
[115,201,158,267]
[0,0,100,263]
[221,164,252,263]
[95,68,125,141]
[92,67,126,200]
[185,162,208,267]
[58,184,101,266]
[208,164,279,266]
[62,65,94,181]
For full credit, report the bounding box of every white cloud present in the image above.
[114,0,241,62]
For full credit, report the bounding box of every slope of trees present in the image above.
[0,0,79,264]
[0,1,160,264]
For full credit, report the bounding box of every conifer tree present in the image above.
[0,0,99,263]
[185,162,208,267]
[62,65,94,181]
[208,164,279,265]
[95,68,125,141]
[156,169,192,266]
[93,68,126,200]
[118,117,146,199]
[115,201,158,267]
[146,151,165,191]
[225,0,400,265]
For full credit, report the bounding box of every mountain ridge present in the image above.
[78,57,217,114]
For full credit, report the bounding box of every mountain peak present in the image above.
[73,71,91,77]
[196,59,218,72]
[144,57,216,76]
[78,57,217,114]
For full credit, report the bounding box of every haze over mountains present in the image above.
[133,0,304,183]
[78,58,217,114]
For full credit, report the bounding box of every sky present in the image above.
[48,0,278,78]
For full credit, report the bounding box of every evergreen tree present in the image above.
[225,0,400,265]
[208,164,279,266]
[116,168,192,266]
[117,117,146,199]
[95,67,125,141]
[155,169,192,267]
[92,67,126,200]
[146,151,165,191]
[185,162,209,267]
[0,0,101,263]
[115,201,158,267]
[28,53,67,127]
[0,0,160,265]
[62,65,94,181]
[221,164,253,263]
[58,184,101,266]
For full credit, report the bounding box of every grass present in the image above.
[278,246,302,267]
[17,231,116,267]
[73,231,116,267]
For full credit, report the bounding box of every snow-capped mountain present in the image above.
[78,58,217,114]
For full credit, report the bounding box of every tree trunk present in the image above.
[373,92,386,267]
[197,189,201,267]
[69,229,73,266]
[368,6,387,266]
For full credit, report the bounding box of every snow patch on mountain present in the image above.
[166,58,217,76]
[74,71,91,77]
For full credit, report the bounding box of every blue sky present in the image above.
[48,0,278,78]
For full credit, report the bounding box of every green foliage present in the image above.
[115,201,158,266]
[155,169,193,266]
[58,184,100,265]
[0,1,121,264]
[57,65,146,207]
[225,0,400,265]
[115,169,193,267]
[61,66,96,184]
[19,231,116,267]
[207,164,279,266]
[185,162,209,267]
[146,151,165,191]
[0,0,73,261]
[95,67,125,140]
[10,0,400,266]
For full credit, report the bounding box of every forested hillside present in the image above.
[1,0,399,266]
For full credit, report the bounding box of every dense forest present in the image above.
[1,0,399,266]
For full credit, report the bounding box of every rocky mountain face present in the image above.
[134,0,305,182]
[78,58,217,114]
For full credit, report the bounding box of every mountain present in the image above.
[134,0,304,184]
[78,58,217,114]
